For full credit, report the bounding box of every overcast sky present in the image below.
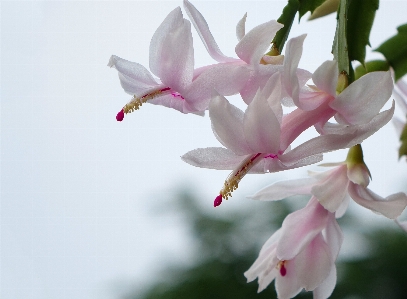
[2,1,407,298]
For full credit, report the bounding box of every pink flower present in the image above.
[109,6,250,121]
[184,0,313,106]
[182,69,396,207]
[245,197,342,299]
[250,146,407,219]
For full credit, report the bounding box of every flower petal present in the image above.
[324,213,343,260]
[330,71,393,125]
[335,194,350,218]
[150,8,194,91]
[296,233,332,291]
[282,34,307,109]
[243,87,281,153]
[348,183,407,219]
[235,20,283,66]
[150,7,184,77]
[185,63,250,111]
[209,93,252,155]
[245,230,281,289]
[280,102,395,165]
[275,260,302,299]
[236,13,247,41]
[108,55,159,96]
[311,165,350,213]
[312,60,338,96]
[181,147,243,170]
[249,177,317,201]
[240,65,282,105]
[277,197,329,260]
[183,0,236,63]
[313,264,337,299]
[149,94,197,114]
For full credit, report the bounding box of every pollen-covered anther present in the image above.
[117,88,172,121]
[217,153,263,203]
[123,90,162,114]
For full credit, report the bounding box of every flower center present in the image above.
[214,153,265,207]
[116,87,171,121]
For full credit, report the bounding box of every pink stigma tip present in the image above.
[280,264,287,277]
[116,109,124,122]
[214,195,222,207]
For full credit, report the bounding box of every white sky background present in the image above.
[1,1,407,298]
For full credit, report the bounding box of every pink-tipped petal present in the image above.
[275,260,302,299]
[311,165,350,213]
[348,183,407,219]
[335,194,350,218]
[277,197,329,260]
[330,71,393,125]
[183,0,236,63]
[282,34,307,109]
[186,64,250,111]
[295,233,332,291]
[209,94,252,155]
[249,177,317,201]
[324,213,343,260]
[235,20,284,66]
[108,55,159,95]
[313,264,337,299]
[150,8,194,91]
[149,7,185,77]
[312,60,338,96]
[243,87,281,154]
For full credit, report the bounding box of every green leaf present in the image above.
[347,0,379,65]
[272,0,300,54]
[354,60,390,80]
[332,0,350,75]
[376,23,407,81]
[298,0,326,19]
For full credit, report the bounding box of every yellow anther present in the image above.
[123,90,163,114]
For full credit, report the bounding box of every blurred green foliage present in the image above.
[124,190,407,299]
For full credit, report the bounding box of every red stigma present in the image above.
[116,109,124,122]
[280,264,287,276]
[214,195,223,207]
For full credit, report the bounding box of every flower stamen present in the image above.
[214,153,264,207]
[116,87,171,121]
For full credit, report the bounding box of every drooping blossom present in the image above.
[250,144,407,219]
[182,65,396,207]
[245,197,342,299]
[109,6,250,121]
